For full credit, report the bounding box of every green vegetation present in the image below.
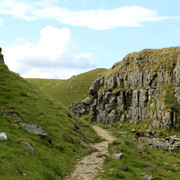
[98,86,105,93]
[98,126,180,180]
[160,83,180,113]
[0,63,100,179]
[27,68,106,106]
[105,46,180,78]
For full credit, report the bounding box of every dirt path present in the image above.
[64,126,116,180]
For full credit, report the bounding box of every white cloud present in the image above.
[0,0,168,30]
[4,26,95,79]
[34,0,59,7]
[0,0,35,21]
[22,67,77,79]
[33,6,164,30]
[22,68,55,79]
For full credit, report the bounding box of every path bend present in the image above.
[64,126,116,180]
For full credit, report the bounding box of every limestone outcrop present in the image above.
[0,47,4,64]
[69,47,180,129]
[139,136,180,151]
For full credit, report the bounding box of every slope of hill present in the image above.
[0,62,100,179]
[26,68,106,106]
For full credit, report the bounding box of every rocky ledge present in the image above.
[69,47,180,129]
[139,136,180,152]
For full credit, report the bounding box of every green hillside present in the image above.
[0,63,100,179]
[26,68,106,106]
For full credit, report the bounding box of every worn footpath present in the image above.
[64,126,116,180]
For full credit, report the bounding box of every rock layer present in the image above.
[69,47,180,129]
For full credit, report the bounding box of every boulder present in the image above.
[112,152,123,160]
[68,97,91,117]
[0,132,7,141]
[21,123,52,143]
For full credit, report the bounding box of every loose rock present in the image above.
[139,136,180,151]
[112,152,123,160]
[142,173,153,180]
[137,143,147,151]
[20,141,35,155]
[0,132,7,141]
[21,123,52,143]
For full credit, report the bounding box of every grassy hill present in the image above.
[0,63,100,179]
[26,68,106,106]
[104,46,180,78]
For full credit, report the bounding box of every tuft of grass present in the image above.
[26,68,106,106]
[104,46,180,78]
[0,63,100,179]
[162,84,180,113]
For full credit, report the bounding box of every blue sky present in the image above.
[0,0,180,79]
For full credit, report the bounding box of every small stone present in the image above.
[132,137,138,142]
[137,143,147,151]
[131,128,136,133]
[142,173,153,180]
[143,166,152,170]
[123,165,128,171]
[0,132,7,141]
[20,141,35,155]
[112,152,123,160]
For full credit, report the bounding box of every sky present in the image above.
[0,0,180,79]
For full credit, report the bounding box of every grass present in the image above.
[104,46,180,78]
[26,68,106,106]
[0,63,101,179]
[159,83,180,113]
[98,125,180,180]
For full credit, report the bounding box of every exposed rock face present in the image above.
[68,97,90,117]
[69,47,180,129]
[0,47,4,64]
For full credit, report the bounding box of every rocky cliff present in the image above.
[0,47,4,64]
[69,47,180,129]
